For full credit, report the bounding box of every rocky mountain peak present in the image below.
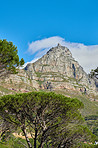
[47,43,72,57]
[24,44,97,94]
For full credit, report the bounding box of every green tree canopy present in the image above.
[0,39,24,74]
[0,92,95,148]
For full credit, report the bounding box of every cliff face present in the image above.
[25,44,97,94]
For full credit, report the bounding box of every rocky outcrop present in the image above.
[0,69,39,96]
[25,44,97,95]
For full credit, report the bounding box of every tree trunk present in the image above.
[38,128,48,148]
[21,125,32,148]
[34,128,37,148]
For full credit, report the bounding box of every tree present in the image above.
[20,58,25,66]
[89,67,98,79]
[0,92,95,148]
[0,39,24,74]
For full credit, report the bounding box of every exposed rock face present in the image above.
[0,69,39,96]
[25,44,97,95]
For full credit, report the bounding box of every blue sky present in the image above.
[0,0,98,73]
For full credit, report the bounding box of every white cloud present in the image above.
[28,36,98,73]
[65,42,98,73]
[28,36,65,56]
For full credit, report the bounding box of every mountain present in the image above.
[0,44,97,98]
[25,43,97,95]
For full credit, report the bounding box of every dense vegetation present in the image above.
[0,39,24,74]
[0,91,96,148]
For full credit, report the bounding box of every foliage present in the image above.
[0,134,28,148]
[20,58,25,66]
[74,142,98,148]
[85,115,98,141]
[55,90,98,117]
[0,39,24,74]
[0,91,95,148]
[89,67,98,79]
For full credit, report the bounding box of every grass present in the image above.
[35,72,41,77]
[35,72,70,83]
[54,89,98,117]
[77,95,98,117]
[0,86,14,96]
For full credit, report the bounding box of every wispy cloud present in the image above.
[28,36,65,56]
[28,36,98,73]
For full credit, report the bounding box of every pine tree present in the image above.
[0,39,24,74]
